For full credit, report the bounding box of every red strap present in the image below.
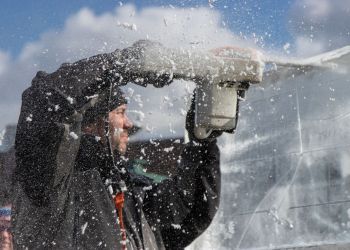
[115,192,127,250]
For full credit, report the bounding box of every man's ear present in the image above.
[82,117,105,137]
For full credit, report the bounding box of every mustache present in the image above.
[111,126,141,137]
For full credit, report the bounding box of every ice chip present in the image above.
[66,96,74,104]
[69,132,79,140]
[81,222,88,235]
[171,224,181,229]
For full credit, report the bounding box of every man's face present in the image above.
[0,230,12,250]
[108,104,133,154]
[0,206,12,250]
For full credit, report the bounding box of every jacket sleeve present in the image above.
[14,51,122,205]
[143,140,221,249]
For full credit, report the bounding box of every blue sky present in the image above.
[1,0,294,57]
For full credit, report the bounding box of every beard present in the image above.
[112,128,128,154]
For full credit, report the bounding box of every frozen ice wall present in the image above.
[188,63,350,249]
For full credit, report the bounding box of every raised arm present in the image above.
[14,40,171,205]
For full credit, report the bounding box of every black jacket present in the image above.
[12,41,221,249]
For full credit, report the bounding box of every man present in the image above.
[12,40,223,249]
[0,205,12,250]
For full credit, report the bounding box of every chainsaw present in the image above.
[126,41,348,139]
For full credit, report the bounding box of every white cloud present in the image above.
[294,36,326,57]
[301,0,331,19]
[0,4,255,134]
[289,0,350,56]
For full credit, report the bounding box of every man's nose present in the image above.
[124,115,133,129]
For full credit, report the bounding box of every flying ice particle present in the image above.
[81,222,88,235]
[163,96,170,102]
[171,224,181,229]
[208,0,217,8]
[69,132,79,140]
[117,22,137,31]
[164,146,174,153]
[143,185,153,191]
[283,43,291,54]
[67,96,74,104]
[26,114,33,122]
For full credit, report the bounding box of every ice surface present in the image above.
[187,47,350,249]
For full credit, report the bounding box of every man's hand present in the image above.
[117,40,174,87]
